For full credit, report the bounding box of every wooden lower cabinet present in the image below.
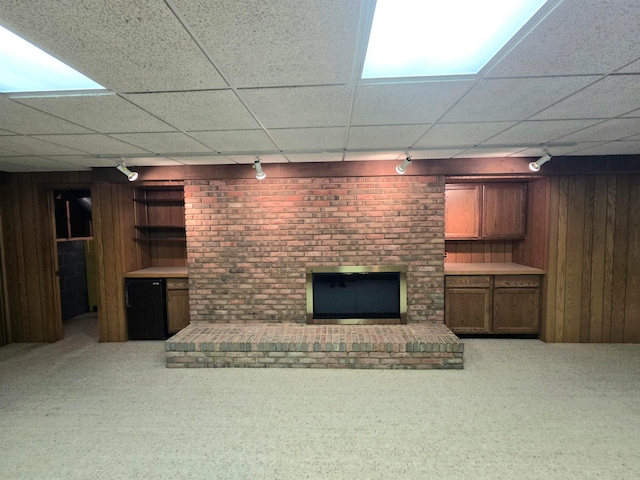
[445,275,540,335]
[445,288,492,333]
[167,278,190,334]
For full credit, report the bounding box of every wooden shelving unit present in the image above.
[134,186,186,267]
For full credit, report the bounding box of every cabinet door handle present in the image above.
[125,285,131,308]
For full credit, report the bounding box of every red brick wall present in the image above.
[185,175,445,324]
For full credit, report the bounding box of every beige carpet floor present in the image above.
[1,313,639,479]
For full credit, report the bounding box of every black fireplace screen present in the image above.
[312,273,400,319]
[306,266,407,324]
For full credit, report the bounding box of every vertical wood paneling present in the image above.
[0,205,8,346]
[554,177,569,342]
[564,176,586,342]
[610,176,629,343]
[588,175,608,342]
[580,176,594,342]
[444,240,514,263]
[91,183,109,342]
[623,175,640,342]
[543,174,640,343]
[93,183,128,341]
[92,182,140,342]
[0,174,63,343]
[5,175,28,341]
[601,175,617,342]
[542,177,560,342]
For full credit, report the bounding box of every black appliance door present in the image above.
[125,278,167,340]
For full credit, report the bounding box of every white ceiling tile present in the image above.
[0,160,41,172]
[617,58,640,73]
[226,154,289,164]
[485,120,601,144]
[512,143,607,157]
[170,0,362,87]
[567,141,640,156]
[2,0,640,172]
[170,156,236,165]
[488,0,640,77]
[14,95,175,133]
[533,75,640,120]
[0,147,20,156]
[0,156,89,170]
[455,148,529,158]
[286,152,344,163]
[554,118,640,142]
[0,0,227,91]
[351,80,475,126]
[123,91,259,131]
[0,136,86,156]
[0,97,92,135]
[42,155,113,168]
[414,122,515,148]
[268,128,345,151]
[239,86,351,128]
[441,77,599,122]
[109,132,211,154]
[123,157,183,166]
[622,108,640,118]
[409,149,467,159]
[347,125,429,149]
[189,130,277,153]
[344,151,405,161]
[33,134,150,155]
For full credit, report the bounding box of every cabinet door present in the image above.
[482,183,526,238]
[445,287,492,333]
[493,288,539,334]
[445,185,481,239]
[167,288,190,334]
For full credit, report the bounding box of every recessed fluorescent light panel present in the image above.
[362,0,550,79]
[0,25,105,93]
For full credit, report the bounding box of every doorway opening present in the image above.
[53,190,98,338]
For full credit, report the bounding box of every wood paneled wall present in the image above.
[2,171,639,344]
[541,175,640,343]
[0,172,91,343]
[0,205,8,347]
[445,240,514,263]
[513,178,550,270]
[92,182,140,342]
[0,173,141,343]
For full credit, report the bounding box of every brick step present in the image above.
[165,322,464,369]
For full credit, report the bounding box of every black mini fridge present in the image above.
[125,278,168,340]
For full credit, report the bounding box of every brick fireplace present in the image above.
[184,175,445,324]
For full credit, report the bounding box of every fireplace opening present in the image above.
[306,266,407,324]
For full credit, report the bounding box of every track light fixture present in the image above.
[116,160,138,181]
[529,152,552,172]
[395,154,412,175]
[253,156,266,180]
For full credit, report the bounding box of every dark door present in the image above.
[125,278,167,340]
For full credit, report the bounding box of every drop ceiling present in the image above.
[0,0,639,172]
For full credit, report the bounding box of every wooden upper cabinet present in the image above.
[444,185,481,239]
[482,183,527,239]
[445,182,527,240]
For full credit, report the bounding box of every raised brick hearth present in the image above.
[165,322,463,369]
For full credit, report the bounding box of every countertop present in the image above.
[444,262,545,275]
[123,267,188,278]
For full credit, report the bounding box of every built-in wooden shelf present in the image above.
[133,186,187,265]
